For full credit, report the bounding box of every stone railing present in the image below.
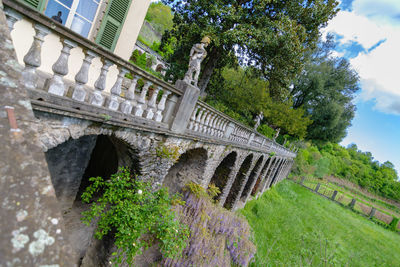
[3,0,296,158]
[4,0,182,129]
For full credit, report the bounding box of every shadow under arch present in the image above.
[224,153,254,210]
[240,155,264,201]
[162,147,208,194]
[269,159,284,188]
[208,151,237,200]
[45,134,140,266]
[251,157,272,196]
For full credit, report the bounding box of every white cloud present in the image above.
[323,0,400,115]
[353,0,400,25]
[323,11,386,49]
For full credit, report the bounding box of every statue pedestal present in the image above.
[170,80,200,134]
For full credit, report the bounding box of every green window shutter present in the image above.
[18,0,45,11]
[96,0,132,51]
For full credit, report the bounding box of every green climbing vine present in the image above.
[81,167,189,265]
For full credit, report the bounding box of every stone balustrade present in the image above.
[4,0,182,129]
[3,0,296,159]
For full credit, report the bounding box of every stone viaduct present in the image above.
[0,1,296,265]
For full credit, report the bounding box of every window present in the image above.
[44,0,100,38]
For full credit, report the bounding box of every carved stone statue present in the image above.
[254,111,263,130]
[273,128,280,140]
[184,36,211,87]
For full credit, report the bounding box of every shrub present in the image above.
[81,167,189,265]
[389,217,399,232]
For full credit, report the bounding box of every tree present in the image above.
[290,37,360,143]
[145,2,174,34]
[206,67,312,139]
[162,0,339,95]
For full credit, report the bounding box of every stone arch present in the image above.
[240,155,264,202]
[208,151,237,200]
[269,158,284,188]
[44,134,140,265]
[251,156,272,196]
[260,157,277,192]
[162,147,208,194]
[224,153,253,210]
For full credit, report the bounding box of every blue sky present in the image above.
[323,0,400,176]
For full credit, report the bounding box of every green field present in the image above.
[241,180,400,266]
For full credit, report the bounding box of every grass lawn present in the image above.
[240,180,400,267]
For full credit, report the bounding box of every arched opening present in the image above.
[260,157,277,191]
[269,159,284,188]
[251,157,271,196]
[208,151,237,200]
[163,148,208,194]
[224,154,253,210]
[240,155,264,201]
[45,135,140,266]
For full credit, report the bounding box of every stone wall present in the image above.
[0,3,74,265]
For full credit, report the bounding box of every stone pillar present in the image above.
[331,190,338,201]
[0,5,74,263]
[91,59,113,106]
[243,157,266,203]
[231,159,257,211]
[349,198,356,209]
[369,207,376,218]
[261,158,278,192]
[170,80,200,134]
[163,94,179,124]
[218,163,241,207]
[315,183,321,193]
[224,122,235,139]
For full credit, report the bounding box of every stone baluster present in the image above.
[198,109,209,133]
[20,24,50,90]
[120,75,139,114]
[208,115,217,135]
[193,108,205,132]
[219,118,226,137]
[202,112,212,134]
[47,39,77,96]
[222,120,230,138]
[188,106,199,130]
[107,67,128,110]
[72,50,97,101]
[210,114,218,135]
[4,7,22,31]
[155,90,171,122]
[90,60,113,106]
[133,81,152,117]
[211,117,220,136]
[144,86,161,119]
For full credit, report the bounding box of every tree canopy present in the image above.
[290,36,360,143]
[145,2,174,34]
[293,142,400,201]
[206,67,312,139]
[161,0,339,95]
